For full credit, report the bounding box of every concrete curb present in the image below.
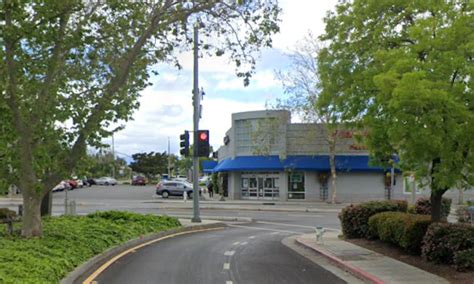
[61,222,227,284]
[166,215,252,222]
[295,237,384,284]
[157,205,341,213]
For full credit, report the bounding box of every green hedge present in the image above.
[0,211,181,283]
[414,197,452,219]
[422,223,474,271]
[368,212,432,254]
[339,200,408,238]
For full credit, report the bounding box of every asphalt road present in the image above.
[94,222,348,284]
[48,185,342,230]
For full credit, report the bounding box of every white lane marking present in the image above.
[228,224,299,234]
[270,232,279,235]
[249,236,256,239]
[232,242,240,245]
[224,251,235,256]
[240,241,248,246]
[226,281,233,284]
[256,220,339,231]
[223,263,230,270]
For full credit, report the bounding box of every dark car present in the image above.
[132,176,147,186]
[156,180,202,198]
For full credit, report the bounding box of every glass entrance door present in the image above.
[241,173,279,200]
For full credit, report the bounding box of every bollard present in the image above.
[315,226,325,244]
[18,204,23,216]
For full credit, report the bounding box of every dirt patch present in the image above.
[346,238,474,284]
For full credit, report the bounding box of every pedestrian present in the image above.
[207,182,214,198]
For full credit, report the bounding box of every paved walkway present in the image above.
[296,231,449,284]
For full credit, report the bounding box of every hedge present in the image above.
[422,222,474,271]
[0,211,181,283]
[339,200,408,238]
[414,197,452,219]
[368,212,432,254]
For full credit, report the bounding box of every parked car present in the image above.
[52,181,71,192]
[67,179,78,189]
[94,177,117,186]
[156,180,202,198]
[85,178,96,186]
[199,175,210,186]
[132,176,147,186]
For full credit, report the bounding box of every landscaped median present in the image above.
[0,211,181,283]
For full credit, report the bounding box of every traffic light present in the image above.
[197,130,210,157]
[180,131,189,157]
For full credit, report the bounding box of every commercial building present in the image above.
[213,110,473,203]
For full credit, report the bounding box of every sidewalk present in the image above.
[296,231,449,284]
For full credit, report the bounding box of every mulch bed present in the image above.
[346,238,474,284]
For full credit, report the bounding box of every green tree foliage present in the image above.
[129,151,168,179]
[319,0,473,221]
[0,0,280,236]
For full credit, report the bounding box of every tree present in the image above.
[276,34,346,204]
[0,0,280,236]
[318,0,474,221]
[129,151,168,180]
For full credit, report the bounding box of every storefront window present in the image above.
[288,172,305,199]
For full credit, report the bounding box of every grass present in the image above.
[0,211,181,283]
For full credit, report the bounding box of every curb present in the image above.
[61,222,227,284]
[171,215,252,222]
[158,205,341,213]
[295,237,384,284]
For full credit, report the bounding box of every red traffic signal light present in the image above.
[197,130,210,157]
[199,131,208,141]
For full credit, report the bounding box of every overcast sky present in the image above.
[111,1,339,161]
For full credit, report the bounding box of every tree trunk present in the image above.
[430,189,445,222]
[458,188,464,205]
[328,137,337,204]
[21,191,43,237]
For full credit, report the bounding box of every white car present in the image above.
[94,177,117,186]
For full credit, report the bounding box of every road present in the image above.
[46,185,342,231]
[91,222,352,284]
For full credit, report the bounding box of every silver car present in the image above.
[94,177,117,186]
[156,180,202,198]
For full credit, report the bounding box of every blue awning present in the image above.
[202,160,218,173]
[213,155,388,172]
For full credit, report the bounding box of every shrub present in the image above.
[339,200,408,238]
[0,211,181,283]
[456,206,472,223]
[414,197,452,218]
[368,212,432,254]
[454,248,474,272]
[422,223,474,271]
[0,208,16,219]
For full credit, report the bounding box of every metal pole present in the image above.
[192,23,201,223]
[112,133,115,179]
[168,137,171,177]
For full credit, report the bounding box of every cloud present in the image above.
[108,0,340,158]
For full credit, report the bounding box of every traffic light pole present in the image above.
[192,23,201,223]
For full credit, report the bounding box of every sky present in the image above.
[111,1,339,162]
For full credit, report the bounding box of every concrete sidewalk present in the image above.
[296,231,449,284]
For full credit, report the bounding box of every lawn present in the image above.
[0,211,181,283]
